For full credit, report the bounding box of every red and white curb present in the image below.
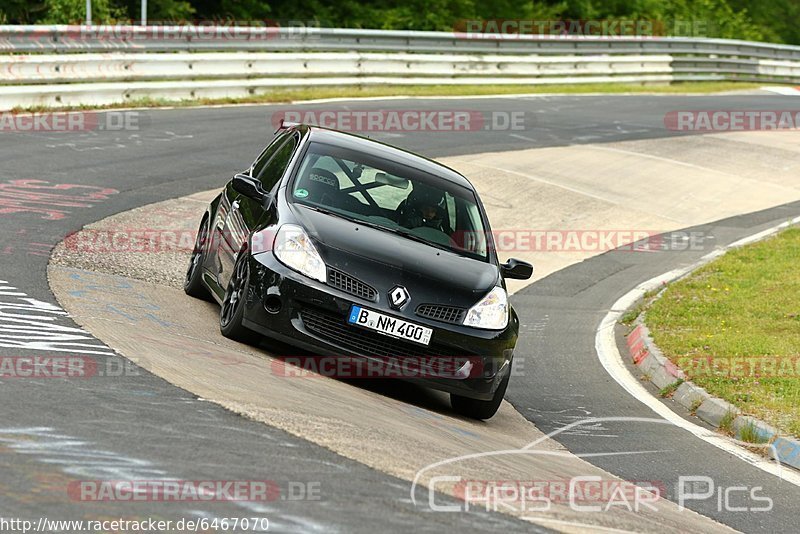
[596,214,800,487]
[625,320,800,471]
[761,86,800,96]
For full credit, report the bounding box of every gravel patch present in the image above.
[50,190,216,289]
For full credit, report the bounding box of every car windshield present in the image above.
[290,141,490,261]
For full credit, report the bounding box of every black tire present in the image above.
[219,250,258,344]
[450,370,510,420]
[184,216,211,300]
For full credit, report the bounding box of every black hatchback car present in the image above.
[184,123,532,419]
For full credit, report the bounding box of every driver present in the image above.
[398,184,451,234]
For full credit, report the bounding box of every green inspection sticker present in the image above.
[294,188,309,198]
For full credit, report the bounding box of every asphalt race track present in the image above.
[2,93,800,532]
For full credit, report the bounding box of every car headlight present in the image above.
[463,286,509,330]
[273,224,327,283]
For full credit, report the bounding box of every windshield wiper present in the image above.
[300,203,462,256]
[299,203,354,223]
[386,227,455,254]
[334,216,456,255]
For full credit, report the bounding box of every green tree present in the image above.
[116,0,196,23]
[0,0,47,23]
[661,0,766,40]
[729,0,800,44]
[3,0,795,44]
[150,0,196,22]
[555,0,769,40]
[40,0,126,24]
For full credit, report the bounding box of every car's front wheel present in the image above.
[450,371,510,420]
[184,216,211,300]
[220,250,258,344]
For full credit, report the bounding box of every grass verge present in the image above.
[659,379,684,398]
[646,227,800,439]
[11,81,766,113]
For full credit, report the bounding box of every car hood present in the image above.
[293,205,499,309]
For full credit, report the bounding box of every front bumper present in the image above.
[241,251,519,401]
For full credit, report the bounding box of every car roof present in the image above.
[290,124,475,190]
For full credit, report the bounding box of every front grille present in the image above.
[327,269,377,301]
[299,307,472,372]
[416,304,466,325]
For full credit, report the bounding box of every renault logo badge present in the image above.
[388,285,410,309]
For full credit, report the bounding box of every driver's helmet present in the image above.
[403,184,446,230]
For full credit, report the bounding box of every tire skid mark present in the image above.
[0,179,118,221]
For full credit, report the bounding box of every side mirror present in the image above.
[232,173,268,203]
[501,258,534,280]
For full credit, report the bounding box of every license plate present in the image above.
[348,305,433,346]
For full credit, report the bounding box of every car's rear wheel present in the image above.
[220,250,258,344]
[450,370,510,420]
[184,216,211,300]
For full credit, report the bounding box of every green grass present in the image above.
[659,379,684,398]
[739,421,770,444]
[620,289,665,325]
[719,411,737,435]
[646,227,800,439]
[11,81,765,113]
[620,306,642,325]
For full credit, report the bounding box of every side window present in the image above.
[254,134,299,192]
[251,132,290,178]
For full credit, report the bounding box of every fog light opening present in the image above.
[264,295,282,314]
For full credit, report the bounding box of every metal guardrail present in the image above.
[0,25,799,109]
[3,25,800,58]
[0,52,674,84]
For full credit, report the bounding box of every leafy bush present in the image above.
[2,0,795,44]
[40,0,126,24]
